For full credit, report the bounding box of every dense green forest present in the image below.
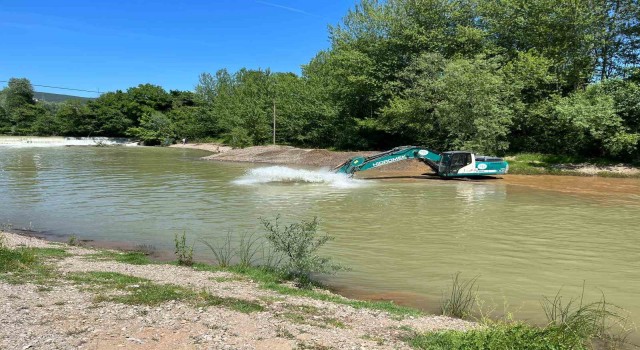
[1,0,639,159]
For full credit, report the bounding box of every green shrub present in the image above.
[261,216,345,286]
[407,323,588,350]
[67,234,80,246]
[174,231,193,266]
[224,127,252,148]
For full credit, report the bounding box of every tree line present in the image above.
[1,0,639,159]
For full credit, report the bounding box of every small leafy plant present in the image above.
[174,231,193,266]
[67,235,80,246]
[261,215,345,286]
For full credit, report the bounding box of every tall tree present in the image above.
[593,0,640,80]
[2,78,35,113]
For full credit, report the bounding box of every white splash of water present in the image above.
[233,166,368,189]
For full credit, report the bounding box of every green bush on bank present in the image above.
[199,216,344,287]
[261,216,345,286]
[408,323,589,350]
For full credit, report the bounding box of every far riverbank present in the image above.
[170,143,640,178]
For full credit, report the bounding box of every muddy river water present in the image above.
[1,147,639,336]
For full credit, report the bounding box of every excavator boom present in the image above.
[333,146,508,178]
[333,146,441,174]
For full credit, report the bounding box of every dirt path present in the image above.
[1,232,473,350]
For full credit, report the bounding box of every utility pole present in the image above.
[272,99,276,145]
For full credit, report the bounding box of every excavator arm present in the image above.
[333,146,442,175]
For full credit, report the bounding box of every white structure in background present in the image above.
[0,136,138,148]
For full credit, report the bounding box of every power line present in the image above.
[0,80,102,94]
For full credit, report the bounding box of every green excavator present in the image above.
[333,146,509,178]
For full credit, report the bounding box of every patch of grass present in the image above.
[190,261,421,317]
[0,245,37,273]
[65,271,264,312]
[259,295,286,303]
[236,232,261,268]
[228,265,283,284]
[541,288,631,349]
[201,232,235,268]
[227,298,265,313]
[84,251,151,265]
[0,245,59,285]
[441,272,478,319]
[323,317,346,329]
[192,290,264,313]
[286,304,320,315]
[283,312,306,324]
[111,283,194,306]
[265,281,421,317]
[208,275,246,283]
[190,262,221,272]
[408,287,633,350]
[407,322,590,350]
[31,247,71,259]
[361,334,385,346]
[66,271,148,290]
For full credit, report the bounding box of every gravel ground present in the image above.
[1,232,474,350]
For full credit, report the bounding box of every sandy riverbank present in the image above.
[171,143,378,168]
[0,231,473,350]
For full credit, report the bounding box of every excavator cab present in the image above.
[438,151,473,177]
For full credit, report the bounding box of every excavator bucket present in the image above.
[333,156,366,174]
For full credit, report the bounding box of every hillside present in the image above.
[33,91,94,103]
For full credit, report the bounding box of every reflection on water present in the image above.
[1,147,639,339]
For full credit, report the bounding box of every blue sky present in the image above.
[0,1,355,97]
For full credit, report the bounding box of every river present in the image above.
[1,146,639,337]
